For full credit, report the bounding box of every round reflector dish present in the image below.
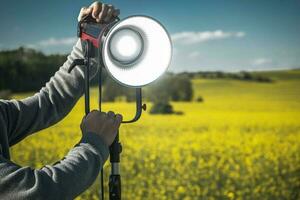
[102,15,172,87]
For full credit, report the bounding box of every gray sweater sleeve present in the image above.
[0,132,109,200]
[0,40,109,199]
[3,39,97,146]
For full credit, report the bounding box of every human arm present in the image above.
[0,133,108,200]
[0,1,119,146]
[0,111,122,200]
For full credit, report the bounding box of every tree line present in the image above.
[0,48,66,92]
[180,71,273,83]
[0,48,194,114]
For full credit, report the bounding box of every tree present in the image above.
[170,74,193,101]
[145,73,193,102]
[102,76,123,102]
[0,47,65,92]
[149,102,174,114]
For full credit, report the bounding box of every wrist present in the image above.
[80,131,110,158]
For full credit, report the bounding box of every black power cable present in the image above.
[98,62,105,200]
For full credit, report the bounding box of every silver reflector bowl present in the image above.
[102,15,172,87]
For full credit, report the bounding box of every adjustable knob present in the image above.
[119,143,122,153]
[68,59,86,73]
[142,103,147,111]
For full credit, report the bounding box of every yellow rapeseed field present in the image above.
[11,70,300,200]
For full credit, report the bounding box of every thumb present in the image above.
[80,116,87,131]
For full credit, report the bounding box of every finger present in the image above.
[99,111,106,116]
[78,7,91,21]
[90,110,99,114]
[84,7,92,15]
[104,6,114,23]
[91,2,101,19]
[98,4,109,23]
[115,114,123,127]
[80,116,87,131]
[85,110,98,119]
[107,111,116,118]
[112,9,120,17]
[97,111,106,119]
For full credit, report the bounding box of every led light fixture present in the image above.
[102,16,172,87]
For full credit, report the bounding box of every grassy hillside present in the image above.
[10,70,300,200]
[253,69,300,81]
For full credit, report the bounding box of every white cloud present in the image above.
[253,58,272,66]
[24,37,78,54]
[27,37,77,49]
[236,32,245,37]
[37,37,77,47]
[188,51,201,58]
[171,30,245,45]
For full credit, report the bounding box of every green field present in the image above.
[11,70,300,200]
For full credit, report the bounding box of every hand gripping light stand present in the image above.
[68,15,172,200]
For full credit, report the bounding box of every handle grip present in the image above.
[68,59,85,73]
[122,88,146,124]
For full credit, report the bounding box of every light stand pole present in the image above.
[98,62,145,200]
[109,133,122,200]
[69,40,146,200]
[97,55,122,200]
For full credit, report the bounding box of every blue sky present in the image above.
[0,0,299,72]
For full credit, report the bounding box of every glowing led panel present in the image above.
[109,28,143,65]
[102,16,172,87]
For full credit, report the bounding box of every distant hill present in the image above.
[1,47,299,93]
[252,69,300,81]
[178,71,273,83]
